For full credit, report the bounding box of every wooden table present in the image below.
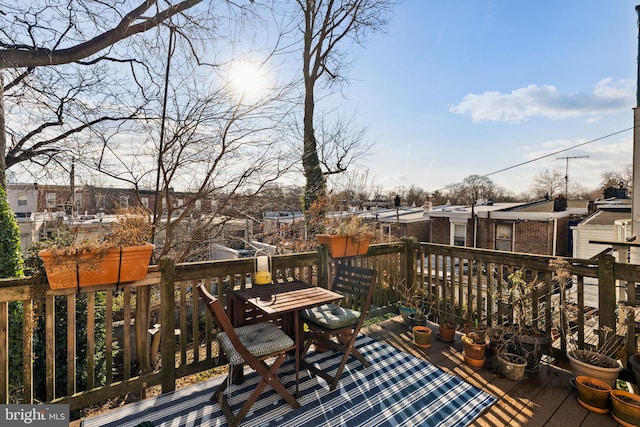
[231,280,343,394]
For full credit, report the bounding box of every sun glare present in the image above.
[229,61,272,99]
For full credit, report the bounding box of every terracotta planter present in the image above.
[575,376,611,413]
[567,349,623,388]
[498,353,527,381]
[463,353,486,368]
[610,389,640,427]
[438,324,456,342]
[462,334,487,360]
[413,325,432,349]
[39,244,154,290]
[316,234,370,258]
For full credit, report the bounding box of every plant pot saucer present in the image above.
[435,333,454,343]
[612,411,638,427]
[577,397,610,414]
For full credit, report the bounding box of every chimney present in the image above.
[553,195,567,212]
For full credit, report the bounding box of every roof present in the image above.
[577,209,631,227]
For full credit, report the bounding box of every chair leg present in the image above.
[214,354,300,427]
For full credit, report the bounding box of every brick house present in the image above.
[425,198,589,256]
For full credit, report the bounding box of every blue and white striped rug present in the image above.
[82,336,496,427]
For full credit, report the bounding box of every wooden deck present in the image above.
[364,316,623,427]
[75,314,628,426]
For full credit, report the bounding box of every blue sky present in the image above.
[333,0,638,196]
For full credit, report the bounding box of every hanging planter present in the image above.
[316,234,371,258]
[39,244,154,290]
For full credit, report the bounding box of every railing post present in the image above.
[318,245,330,288]
[401,237,417,295]
[159,257,176,393]
[598,254,616,336]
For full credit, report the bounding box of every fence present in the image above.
[0,239,637,418]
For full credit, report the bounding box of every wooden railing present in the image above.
[0,239,638,419]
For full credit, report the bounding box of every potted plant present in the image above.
[308,194,375,258]
[554,259,625,387]
[574,375,611,413]
[610,389,640,426]
[437,314,458,343]
[462,331,487,368]
[37,210,153,290]
[496,352,527,380]
[389,274,427,328]
[412,325,432,349]
[315,214,374,258]
[494,268,551,371]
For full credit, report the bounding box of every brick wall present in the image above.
[430,217,451,245]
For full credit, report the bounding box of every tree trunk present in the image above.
[0,74,5,188]
[302,0,326,218]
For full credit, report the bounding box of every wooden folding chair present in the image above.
[196,284,300,427]
[300,263,377,390]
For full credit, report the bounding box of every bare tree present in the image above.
[0,0,207,188]
[530,168,564,199]
[600,164,632,191]
[295,0,392,216]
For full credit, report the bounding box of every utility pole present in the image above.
[557,155,589,199]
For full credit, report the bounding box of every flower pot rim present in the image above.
[611,389,640,401]
[498,352,527,365]
[575,375,612,391]
[568,349,623,371]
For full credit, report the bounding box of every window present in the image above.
[452,223,466,246]
[141,197,150,210]
[195,199,202,211]
[496,223,513,251]
[46,192,56,208]
[18,193,27,206]
[119,195,129,208]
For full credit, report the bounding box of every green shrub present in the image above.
[0,185,23,278]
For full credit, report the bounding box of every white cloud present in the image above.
[450,79,634,123]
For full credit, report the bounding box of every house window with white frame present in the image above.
[119,195,129,208]
[452,223,466,246]
[45,192,56,208]
[495,223,513,252]
[18,193,27,206]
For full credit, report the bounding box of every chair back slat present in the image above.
[197,284,254,363]
[331,264,377,313]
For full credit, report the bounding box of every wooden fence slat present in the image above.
[0,301,7,404]
[67,293,76,395]
[23,299,33,404]
[87,292,95,390]
[45,295,54,401]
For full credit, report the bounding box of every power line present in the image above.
[482,126,633,179]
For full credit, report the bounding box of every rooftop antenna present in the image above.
[556,155,588,199]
